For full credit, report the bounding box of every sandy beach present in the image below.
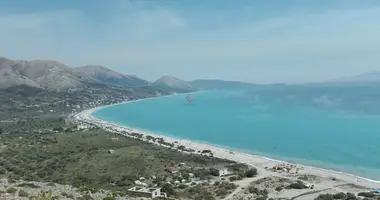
[73,98,380,199]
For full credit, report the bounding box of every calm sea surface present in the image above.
[93,89,380,180]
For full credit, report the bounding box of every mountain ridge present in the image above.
[0,56,151,91]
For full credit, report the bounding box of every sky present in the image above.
[0,0,380,84]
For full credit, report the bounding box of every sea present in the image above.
[93,85,380,181]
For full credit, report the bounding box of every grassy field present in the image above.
[0,128,236,192]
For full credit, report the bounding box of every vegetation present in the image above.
[357,192,376,198]
[18,189,30,197]
[287,181,307,189]
[6,187,17,194]
[0,127,234,193]
[314,192,360,200]
[245,168,258,177]
[29,191,53,200]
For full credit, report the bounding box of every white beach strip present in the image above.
[73,98,380,191]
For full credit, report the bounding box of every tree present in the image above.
[245,168,258,177]
[0,127,3,134]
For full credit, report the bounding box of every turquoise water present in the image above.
[93,89,380,180]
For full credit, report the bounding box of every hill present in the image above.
[332,71,380,83]
[0,57,154,91]
[73,65,149,88]
[190,79,260,90]
[153,75,196,93]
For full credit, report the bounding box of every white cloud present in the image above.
[0,3,379,83]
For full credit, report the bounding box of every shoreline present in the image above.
[73,96,380,191]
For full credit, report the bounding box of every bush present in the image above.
[162,183,176,196]
[288,181,306,189]
[0,166,6,174]
[216,188,228,196]
[18,189,29,197]
[275,186,283,192]
[17,183,40,188]
[358,192,375,198]
[333,192,346,199]
[103,197,116,200]
[346,193,357,200]
[315,194,334,200]
[245,168,258,177]
[61,192,74,199]
[178,184,187,189]
[83,194,94,200]
[256,197,267,200]
[248,186,259,194]
[6,187,17,194]
[229,176,238,182]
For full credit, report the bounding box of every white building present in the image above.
[211,167,229,176]
[127,187,167,198]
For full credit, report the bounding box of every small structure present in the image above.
[211,167,229,177]
[111,137,119,141]
[134,180,147,187]
[375,189,380,194]
[127,187,167,198]
[108,149,115,154]
[166,167,178,174]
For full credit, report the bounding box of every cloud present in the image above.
[0,2,380,83]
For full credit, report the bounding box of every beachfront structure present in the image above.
[166,167,179,174]
[127,187,167,198]
[211,167,229,176]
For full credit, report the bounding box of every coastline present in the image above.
[73,96,380,192]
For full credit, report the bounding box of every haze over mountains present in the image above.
[1,56,379,92]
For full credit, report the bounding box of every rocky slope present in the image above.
[0,57,150,91]
[73,65,149,87]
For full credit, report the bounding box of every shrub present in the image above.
[178,184,187,189]
[82,194,94,200]
[288,181,306,189]
[256,197,267,200]
[103,196,116,200]
[333,192,346,199]
[346,193,357,200]
[229,176,237,182]
[245,168,258,177]
[17,183,40,188]
[61,192,74,199]
[358,192,375,198]
[18,189,29,197]
[315,194,334,200]
[0,166,6,174]
[6,187,17,194]
[216,188,228,196]
[248,186,259,194]
[275,186,283,192]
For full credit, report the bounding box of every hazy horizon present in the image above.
[1,0,380,84]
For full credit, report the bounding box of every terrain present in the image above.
[1,56,380,200]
